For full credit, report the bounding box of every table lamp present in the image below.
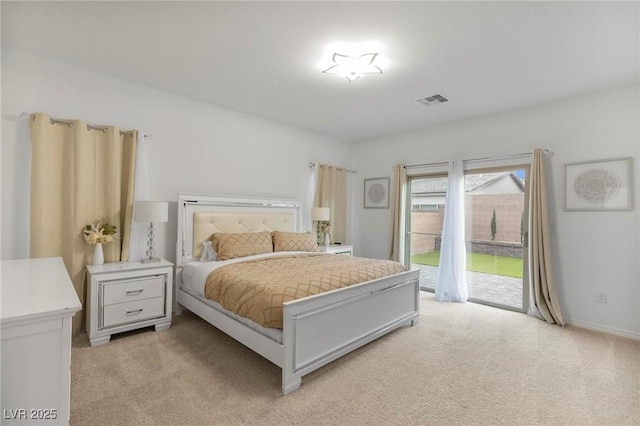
[312,207,331,246]
[134,201,168,263]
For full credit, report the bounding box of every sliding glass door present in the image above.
[407,165,529,312]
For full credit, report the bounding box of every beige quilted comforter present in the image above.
[203,253,406,329]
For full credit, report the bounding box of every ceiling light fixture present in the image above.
[321,52,383,83]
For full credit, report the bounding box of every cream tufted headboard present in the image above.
[192,212,296,258]
[177,193,302,264]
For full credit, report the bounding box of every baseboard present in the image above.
[566,319,640,341]
[418,287,639,340]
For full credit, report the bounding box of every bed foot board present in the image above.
[281,270,420,394]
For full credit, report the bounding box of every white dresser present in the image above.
[86,260,173,346]
[1,257,81,425]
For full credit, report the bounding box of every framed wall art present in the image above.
[364,177,390,209]
[563,157,633,211]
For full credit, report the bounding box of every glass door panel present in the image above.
[407,175,447,291]
[463,168,527,310]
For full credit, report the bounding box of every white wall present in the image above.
[1,49,352,262]
[352,84,640,338]
[3,48,637,339]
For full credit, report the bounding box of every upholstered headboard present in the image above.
[177,193,302,264]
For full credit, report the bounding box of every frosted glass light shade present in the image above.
[134,201,168,223]
[312,207,330,221]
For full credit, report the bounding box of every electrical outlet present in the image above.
[596,291,607,304]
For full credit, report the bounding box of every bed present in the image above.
[175,193,420,394]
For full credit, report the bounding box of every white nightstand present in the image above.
[320,244,354,256]
[86,259,173,346]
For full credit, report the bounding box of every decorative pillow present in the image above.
[216,231,273,261]
[199,240,216,262]
[207,233,222,252]
[207,232,259,253]
[272,231,318,252]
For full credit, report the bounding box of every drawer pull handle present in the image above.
[126,309,143,316]
[126,289,144,296]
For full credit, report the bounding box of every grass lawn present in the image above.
[411,251,523,278]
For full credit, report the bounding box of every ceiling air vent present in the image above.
[416,93,449,107]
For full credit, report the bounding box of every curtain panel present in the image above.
[528,148,564,325]
[29,113,137,333]
[389,164,406,261]
[305,164,318,233]
[129,131,150,262]
[435,160,469,302]
[314,164,347,244]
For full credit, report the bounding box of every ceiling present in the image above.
[2,1,638,143]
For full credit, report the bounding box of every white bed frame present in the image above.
[175,193,420,394]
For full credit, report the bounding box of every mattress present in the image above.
[182,251,406,332]
[181,251,306,296]
[180,253,304,343]
[204,252,407,328]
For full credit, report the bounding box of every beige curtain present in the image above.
[389,164,406,261]
[30,113,137,333]
[529,148,564,325]
[314,164,347,244]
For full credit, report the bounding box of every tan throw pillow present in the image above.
[272,231,318,252]
[216,231,273,261]
[207,233,222,252]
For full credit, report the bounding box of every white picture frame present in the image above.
[364,177,390,209]
[563,157,633,211]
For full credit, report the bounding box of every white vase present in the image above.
[324,233,330,247]
[93,243,104,265]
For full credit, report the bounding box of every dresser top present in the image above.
[1,257,82,323]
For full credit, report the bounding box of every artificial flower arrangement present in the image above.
[83,221,119,245]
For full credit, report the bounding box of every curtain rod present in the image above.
[21,112,151,139]
[309,162,357,174]
[404,149,550,170]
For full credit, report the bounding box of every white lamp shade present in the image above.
[312,207,330,221]
[134,201,168,223]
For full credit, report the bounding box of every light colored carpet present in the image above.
[70,293,640,425]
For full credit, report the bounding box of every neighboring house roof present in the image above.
[411,172,524,195]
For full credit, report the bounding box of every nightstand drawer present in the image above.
[102,275,165,305]
[102,297,165,329]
